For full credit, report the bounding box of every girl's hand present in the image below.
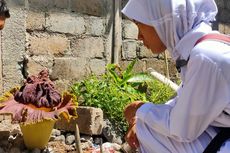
[125,119,139,149]
[124,101,144,125]
[124,101,144,149]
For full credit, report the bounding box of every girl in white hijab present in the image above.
[122,0,230,152]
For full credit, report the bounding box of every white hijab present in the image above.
[122,0,218,60]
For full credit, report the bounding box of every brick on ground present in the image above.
[55,106,104,135]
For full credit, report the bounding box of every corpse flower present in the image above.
[0,70,78,149]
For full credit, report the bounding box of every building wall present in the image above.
[0,0,229,94]
[1,0,113,93]
[215,0,230,33]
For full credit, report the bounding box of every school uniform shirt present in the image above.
[135,25,230,152]
[122,0,230,152]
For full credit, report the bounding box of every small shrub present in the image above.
[71,60,175,136]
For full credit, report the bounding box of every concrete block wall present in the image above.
[121,19,177,79]
[215,0,230,34]
[24,3,111,92]
[0,0,113,93]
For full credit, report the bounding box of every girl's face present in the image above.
[134,21,166,54]
[0,16,6,30]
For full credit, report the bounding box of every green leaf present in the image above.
[127,73,154,83]
[122,59,137,79]
[106,64,122,84]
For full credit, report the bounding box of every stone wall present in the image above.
[1,0,113,93]
[0,0,229,94]
[215,0,230,34]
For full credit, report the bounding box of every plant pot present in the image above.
[20,119,56,149]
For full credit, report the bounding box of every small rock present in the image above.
[42,147,54,153]
[66,133,72,137]
[70,143,76,150]
[65,135,75,145]
[102,119,123,145]
[121,142,137,153]
[65,144,75,152]
[54,135,65,142]
[10,129,21,135]
[81,141,93,150]
[80,135,93,142]
[111,143,122,151]
[51,129,61,136]
[8,135,16,142]
[49,135,56,141]
[94,137,103,145]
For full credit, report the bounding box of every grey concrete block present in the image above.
[53,79,71,93]
[28,0,55,10]
[28,33,70,55]
[55,106,104,135]
[122,0,129,8]
[119,60,146,73]
[137,43,154,58]
[86,17,105,36]
[26,11,45,30]
[53,0,69,9]
[72,37,104,58]
[219,23,230,34]
[6,0,25,7]
[219,9,230,23]
[26,55,54,76]
[122,20,138,39]
[46,12,85,35]
[215,0,225,8]
[51,57,89,80]
[89,59,106,75]
[70,0,110,16]
[2,8,26,92]
[122,41,137,59]
[145,58,167,75]
[224,24,230,34]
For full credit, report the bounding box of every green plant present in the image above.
[71,60,175,135]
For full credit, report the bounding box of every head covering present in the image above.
[0,0,10,18]
[122,0,218,60]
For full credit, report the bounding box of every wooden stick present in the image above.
[75,124,83,153]
[164,52,170,79]
[100,138,103,153]
[112,0,122,64]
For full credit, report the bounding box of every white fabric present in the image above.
[122,0,230,152]
[137,40,230,153]
[122,0,218,60]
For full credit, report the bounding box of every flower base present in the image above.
[20,120,55,149]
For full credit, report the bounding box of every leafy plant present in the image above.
[71,60,175,136]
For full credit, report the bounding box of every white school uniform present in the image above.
[136,31,230,153]
[122,0,230,152]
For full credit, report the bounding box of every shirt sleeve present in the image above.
[136,53,230,142]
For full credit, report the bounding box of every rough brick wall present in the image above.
[215,0,230,34]
[1,0,113,93]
